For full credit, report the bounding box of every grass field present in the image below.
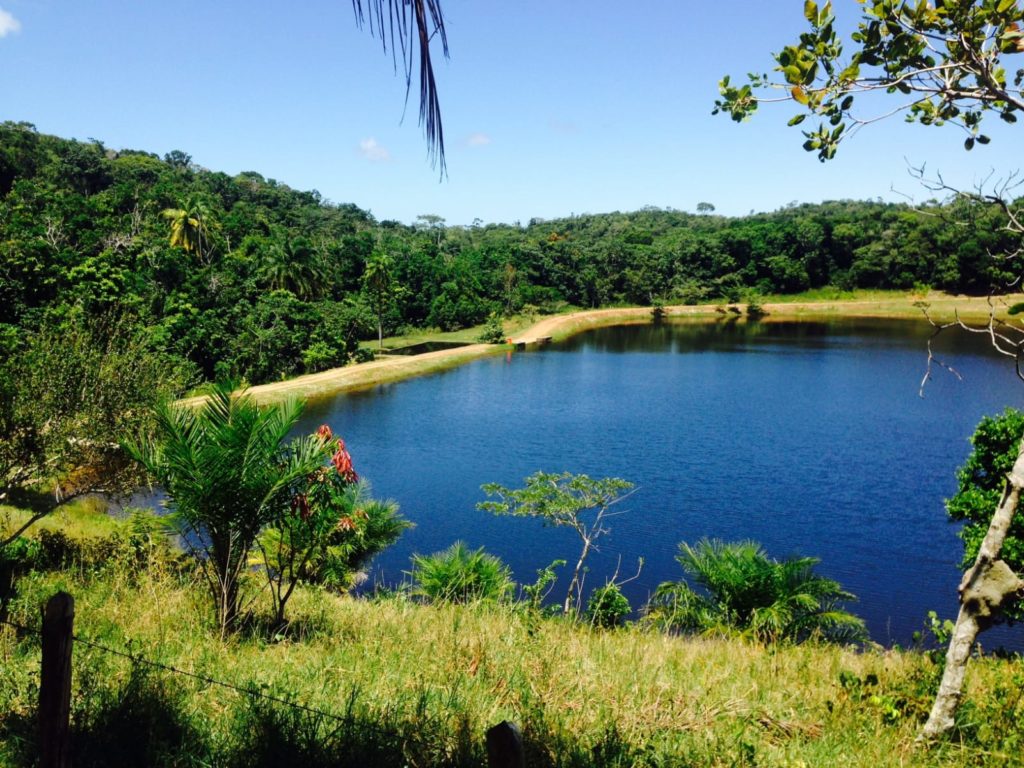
[1,509,1022,767]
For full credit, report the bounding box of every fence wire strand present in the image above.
[0,615,352,725]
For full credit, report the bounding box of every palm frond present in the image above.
[352,0,448,175]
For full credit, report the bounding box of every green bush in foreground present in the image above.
[126,383,331,636]
[410,541,514,604]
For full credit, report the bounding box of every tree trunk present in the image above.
[212,536,242,639]
[920,445,1024,741]
[564,538,592,615]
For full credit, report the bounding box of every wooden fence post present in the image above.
[40,592,74,768]
[486,720,524,768]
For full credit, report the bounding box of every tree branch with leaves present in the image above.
[715,0,1024,161]
[0,313,193,550]
[478,472,635,616]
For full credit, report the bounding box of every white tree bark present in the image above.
[920,446,1024,741]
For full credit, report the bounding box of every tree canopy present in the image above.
[3,122,1019,393]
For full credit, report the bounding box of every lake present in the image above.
[298,317,1024,647]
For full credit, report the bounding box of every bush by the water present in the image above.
[410,541,514,604]
[477,313,507,344]
[644,539,866,643]
[584,582,631,628]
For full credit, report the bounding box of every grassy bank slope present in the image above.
[1,546,1019,767]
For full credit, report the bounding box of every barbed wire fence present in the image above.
[7,592,525,768]
[1,616,358,725]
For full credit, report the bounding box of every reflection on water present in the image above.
[556,317,979,355]
[299,318,1024,648]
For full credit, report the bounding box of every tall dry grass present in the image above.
[2,541,1020,767]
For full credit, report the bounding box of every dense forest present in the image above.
[0,120,1018,386]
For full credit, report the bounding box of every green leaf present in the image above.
[998,0,1014,13]
[977,134,991,144]
[788,113,808,126]
[964,137,975,150]
[782,65,803,84]
[804,0,818,23]
[1008,303,1024,316]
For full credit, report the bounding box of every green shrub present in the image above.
[410,541,514,604]
[1,535,41,571]
[585,583,631,628]
[477,312,506,344]
[352,347,375,364]
[644,539,866,644]
[257,474,410,629]
[522,559,565,613]
[745,300,766,319]
[301,341,340,373]
[37,528,121,571]
[26,510,176,576]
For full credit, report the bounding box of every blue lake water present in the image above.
[297,318,1024,647]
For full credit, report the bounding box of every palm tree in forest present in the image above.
[126,384,328,637]
[644,539,865,644]
[161,194,215,261]
[362,251,399,349]
[256,235,326,299]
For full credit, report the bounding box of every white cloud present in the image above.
[548,119,580,136]
[465,132,491,148]
[358,138,391,162]
[0,7,21,37]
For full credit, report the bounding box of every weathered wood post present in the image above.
[486,720,524,768]
[40,592,74,768]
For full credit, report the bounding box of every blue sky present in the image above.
[0,0,1020,225]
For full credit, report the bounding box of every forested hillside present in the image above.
[1,121,1016,385]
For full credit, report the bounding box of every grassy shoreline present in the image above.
[180,291,1023,405]
[3,554,1019,767]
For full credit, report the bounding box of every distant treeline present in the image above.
[0,121,1017,385]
